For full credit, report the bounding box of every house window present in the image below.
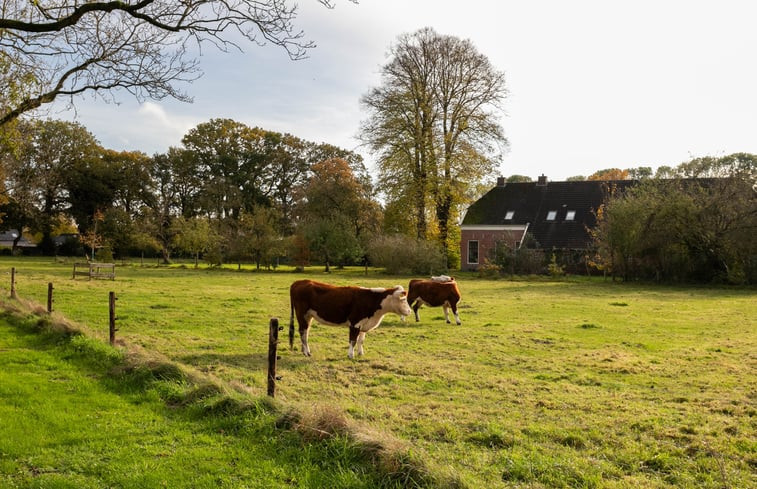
[468,240,479,264]
[504,210,515,220]
[546,211,557,221]
[565,210,576,221]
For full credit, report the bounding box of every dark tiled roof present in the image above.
[461,180,636,249]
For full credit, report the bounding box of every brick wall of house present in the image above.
[461,228,527,271]
[460,230,505,271]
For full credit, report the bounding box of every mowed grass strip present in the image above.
[2,256,756,488]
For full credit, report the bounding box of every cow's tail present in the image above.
[289,299,295,350]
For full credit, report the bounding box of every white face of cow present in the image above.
[386,286,413,317]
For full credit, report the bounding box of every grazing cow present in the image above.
[406,277,462,325]
[289,279,413,359]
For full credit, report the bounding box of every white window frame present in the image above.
[504,210,515,220]
[467,240,479,264]
[546,210,557,221]
[565,210,576,221]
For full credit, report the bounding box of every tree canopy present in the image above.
[590,154,757,284]
[360,27,507,266]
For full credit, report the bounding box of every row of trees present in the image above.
[1,117,385,270]
[589,154,756,284]
[3,116,754,283]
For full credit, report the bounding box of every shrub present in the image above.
[477,258,501,278]
[490,235,546,275]
[366,235,446,274]
[547,253,565,276]
[95,246,114,262]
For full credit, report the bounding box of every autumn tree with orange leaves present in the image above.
[296,158,381,271]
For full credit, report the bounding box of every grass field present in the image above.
[1,256,755,488]
[0,312,416,489]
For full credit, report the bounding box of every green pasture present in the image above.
[0,312,407,489]
[1,256,755,488]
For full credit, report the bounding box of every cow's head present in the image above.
[385,285,413,317]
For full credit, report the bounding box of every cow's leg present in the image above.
[348,326,360,359]
[451,302,462,325]
[356,332,367,356]
[442,304,451,324]
[412,301,421,322]
[299,316,312,356]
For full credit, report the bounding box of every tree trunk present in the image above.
[160,247,171,265]
[435,190,452,267]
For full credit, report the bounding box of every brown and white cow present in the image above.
[289,279,412,359]
[406,276,462,325]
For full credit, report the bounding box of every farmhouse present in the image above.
[460,175,635,271]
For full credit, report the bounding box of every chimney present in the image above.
[536,174,548,186]
[496,176,506,187]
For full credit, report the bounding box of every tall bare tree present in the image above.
[360,27,507,266]
[0,0,351,125]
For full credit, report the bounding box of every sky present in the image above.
[51,0,757,182]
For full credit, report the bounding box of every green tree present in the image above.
[506,175,532,183]
[148,150,184,263]
[297,158,380,271]
[171,216,216,268]
[654,166,675,178]
[245,206,283,270]
[65,151,121,235]
[266,134,311,234]
[360,27,507,265]
[157,147,204,218]
[105,149,155,216]
[182,119,258,220]
[303,216,362,273]
[226,206,282,270]
[591,158,757,284]
[627,166,653,180]
[3,119,100,252]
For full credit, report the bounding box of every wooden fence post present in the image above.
[267,317,280,397]
[109,291,117,346]
[10,267,16,299]
[47,283,54,313]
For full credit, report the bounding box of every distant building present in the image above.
[460,175,634,271]
[53,233,80,248]
[0,230,36,250]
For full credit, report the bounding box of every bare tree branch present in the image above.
[0,0,350,125]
